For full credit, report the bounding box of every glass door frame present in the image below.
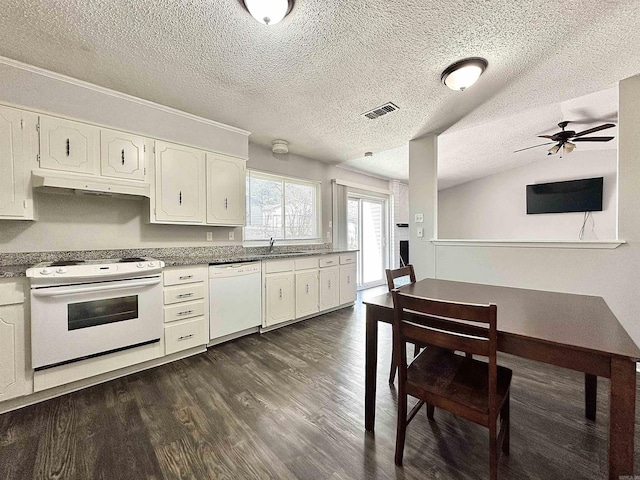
[347,193,390,290]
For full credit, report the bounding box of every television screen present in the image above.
[526,177,603,214]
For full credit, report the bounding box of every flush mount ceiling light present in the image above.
[243,0,294,26]
[272,140,289,154]
[441,57,488,91]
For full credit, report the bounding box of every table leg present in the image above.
[608,357,635,480]
[585,373,597,421]
[365,306,378,432]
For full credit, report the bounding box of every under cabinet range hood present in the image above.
[31,169,150,199]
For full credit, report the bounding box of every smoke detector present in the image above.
[272,140,289,154]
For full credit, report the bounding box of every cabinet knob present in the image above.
[121,149,125,165]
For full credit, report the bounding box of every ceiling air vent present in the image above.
[361,102,399,120]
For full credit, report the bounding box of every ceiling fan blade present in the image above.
[537,135,556,139]
[572,123,615,138]
[571,136,614,142]
[514,142,555,153]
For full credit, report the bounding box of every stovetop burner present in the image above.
[119,257,147,263]
[50,260,85,267]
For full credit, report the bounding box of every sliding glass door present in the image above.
[347,195,388,288]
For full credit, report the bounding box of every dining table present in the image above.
[363,278,640,480]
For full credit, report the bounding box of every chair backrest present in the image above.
[386,265,416,291]
[391,290,498,411]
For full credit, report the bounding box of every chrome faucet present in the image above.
[268,237,275,253]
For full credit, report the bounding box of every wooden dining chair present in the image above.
[385,266,418,383]
[392,290,512,480]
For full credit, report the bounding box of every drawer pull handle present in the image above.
[177,310,194,316]
[177,293,194,298]
[306,284,309,294]
[179,191,182,205]
[326,261,333,264]
[328,280,331,288]
[178,333,195,341]
[279,288,282,299]
[225,197,228,209]
[66,138,70,156]
[121,149,125,165]
[179,275,193,280]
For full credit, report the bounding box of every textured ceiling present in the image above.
[0,1,638,184]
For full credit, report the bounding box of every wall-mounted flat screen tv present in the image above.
[526,177,603,214]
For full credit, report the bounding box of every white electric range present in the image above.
[26,257,164,370]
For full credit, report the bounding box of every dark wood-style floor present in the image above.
[1,287,639,480]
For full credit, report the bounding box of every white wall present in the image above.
[410,75,640,346]
[246,143,390,244]
[390,180,409,268]
[438,150,617,240]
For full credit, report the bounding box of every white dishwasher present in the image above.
[209,262,262,342]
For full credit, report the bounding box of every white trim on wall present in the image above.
[0,55,250,137]
[334,178,391,195]
[431,239,625,249]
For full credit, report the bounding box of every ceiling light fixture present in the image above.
[272,140,289,154]
[243,0,293,26]
[441,57,488,91]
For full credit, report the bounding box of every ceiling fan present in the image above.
[514,121,615,156]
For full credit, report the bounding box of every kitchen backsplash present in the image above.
[0,243,334,266]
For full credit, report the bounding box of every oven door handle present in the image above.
[32,278,162,297]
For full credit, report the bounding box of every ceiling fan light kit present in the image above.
[243,0,293,25]
[441,57,488,91]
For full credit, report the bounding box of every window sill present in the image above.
[431,239,626,249]
[243,239,325,248]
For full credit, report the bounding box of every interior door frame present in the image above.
[347,193,390,289]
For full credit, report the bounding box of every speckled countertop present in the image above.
[0,247,357,278]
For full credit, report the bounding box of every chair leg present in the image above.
[395,388,407,465]
[489,423,498,480]
[389,343,397,384]
[412,343,422,358]
[501,392,510,456]
[426,403,435,420]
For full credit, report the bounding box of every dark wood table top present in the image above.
[363,278,640,361]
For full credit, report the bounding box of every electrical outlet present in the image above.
[229,231,235,241]
[326,231,331,239]
[414,213,424,223]
[328,220,332,228]
[206,232,213,241]
[417,227,424,238]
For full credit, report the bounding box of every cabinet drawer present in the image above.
[264,259,294,274]
[294,256,318,270]
[164,316,206,355]
[164,266,207,286]
[164,300,205,323]
[164,283,205,305]
[340,253,357,265]
[319,255,339,268]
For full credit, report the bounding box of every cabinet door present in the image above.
[319,267,340,311]
[206,153,246,226]
[155,141,206,223]
[295,270,319,318]
[340,264,357,304]
[0,303,30,401]
[39,116,99,174]
[264,273,295,327]
[100,129,146,181]
[0,106,28,218]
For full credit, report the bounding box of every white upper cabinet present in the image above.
[100,129,146,181]
[154,141,206,224]
[206,153,246,226]
[38,116,99,174]
[0,106,37,219]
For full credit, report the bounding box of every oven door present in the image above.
[31,276,163,370]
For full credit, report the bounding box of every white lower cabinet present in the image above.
[163,265,209,355]
[264,272,295,327]
[295,270,319,318]
[340,263,358,305]
[319,266,340,310]
[0,281,32,401]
